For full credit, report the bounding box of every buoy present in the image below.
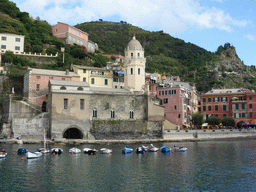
[13,153,15,155]
[91,153,93,155]
[143,151,145,154]
[53,152,55,155]
[125,152,127,154]
[157,151,159,153]
[189,148,190,150]
[208,145,209,147]
[71,152,74,155]
[12,149,15,152]
[21,157,24,160]
[172,151,174,153]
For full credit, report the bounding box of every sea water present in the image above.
[0,139,256,191]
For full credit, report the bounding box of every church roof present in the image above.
[127,36,142,50]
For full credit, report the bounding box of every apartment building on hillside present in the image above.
[0,33,24,53]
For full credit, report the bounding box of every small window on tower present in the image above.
[138,68,140,75]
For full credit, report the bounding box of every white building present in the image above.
[0,33,25,53]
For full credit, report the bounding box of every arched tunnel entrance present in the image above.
[63,128,84,139]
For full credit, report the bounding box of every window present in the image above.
[93,109,97,117]
[60,86,66,90]
[242,103,245,110]
[36,84,40,91]
[203,98,206,102]
[105,79,108,85]
[37,76,41,79]
[69,28,72,32]
[83,69,86,73]
[223,114,227,118]
[178,114,181,118]
[215,105,218,111]
[165,91,167,95]
[168,90,171,95]
[119,78,124,82]
[162,91,164,95]
[222,97,227,102]
[249,104,252,109]
[77,87,83,91]
[111,110,115,118]
[208,106,211,111]
[1,45,6,49]
[174,105,177,109]
[120,86,123,89]
[73,30,76,33]
[236,104,239,110]
[138,53,140,57]
[1,36,6,41]
[174,90,176,94]
[91,78,95,84]
[64,99,68,109]
[131,53,133,57]
[163,98,168,104]
[214,97,219,102]
[115,85,117,89]
[203,106,206,111]
[77,32,79,35]
[242,113,245,118]
[83,77,86,82]
[138,68,140,75]
[223,105,227,111]
[81,34,83,37]
[15,38,20,42]
[80,99,84,110]
[114,78,118,82]
[250,112,253,118]
[249,97,252,100]
[208,98,211,102]
[130,111,134,119]
[131,68,133,75]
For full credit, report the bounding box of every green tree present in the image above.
[192,112,203,129]
[206,116,221,126]
[222,117,236,127]
[237,120,245,128]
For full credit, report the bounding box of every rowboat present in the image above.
[136,146,147,153]
[148,144,159,152]
[51,148,63,154]
[100,148,112,154]
[69,147,81,154]
[160,146,171,152]
[0,152,7,158]
[83,148,97,155]
[122,146,133,153]
[27,151,42,159]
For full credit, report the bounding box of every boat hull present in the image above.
[27,151,42,159]
[161,146,171,152]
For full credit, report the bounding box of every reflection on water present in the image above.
[0,140,256,191]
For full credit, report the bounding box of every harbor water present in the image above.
[0,139,256,191]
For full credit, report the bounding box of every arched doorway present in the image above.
[63,128,84,139]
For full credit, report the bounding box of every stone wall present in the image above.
[91,120,163,140]
[163,129,256,140]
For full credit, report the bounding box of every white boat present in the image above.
[37,128,50,154]
[27,151,42,159]
[51,148,63,154]
[148,144,159,152]
[100,148,112,154]
[174,145,187,152]
[83,148,97,154]
[0,152,7,158]
[69,147,81,154]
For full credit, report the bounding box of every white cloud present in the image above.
[14,0,248,35]
[244,34,255,41]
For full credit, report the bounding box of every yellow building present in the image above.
[71,65,113,88]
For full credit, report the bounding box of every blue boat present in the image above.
[17,148,27,153]
[122,146,133,153]
[136,146,147,153]
[161,146,171,152]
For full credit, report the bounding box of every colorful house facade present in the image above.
[200,88,256,126]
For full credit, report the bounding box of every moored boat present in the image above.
[122,146,133,153]
[27,151,42,159]
[148,144,159,152]
[100,148,112,154]
[174,146,187,152]
[83,148,97,155]
[136,146,147,153]
[161,146,171,152]
[51,148,63,154]
[17,148,27,154]
[69,147,81,154]
[0,152,7,158]
[37,148,50,154]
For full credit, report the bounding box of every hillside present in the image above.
[76,21,256,93]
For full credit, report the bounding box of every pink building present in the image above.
[103,54,125,63]
[157,85,192,129]
[52,22,98,53]
[23,68,80,110]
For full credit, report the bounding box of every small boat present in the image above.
[17,148,27,154]
[69,147,81,154]
[148,144,159,152]
[0,147,6,152]
[0,152,7,158]
[161,146,171,152]
[51,148,63,154]
[83,148,97,155]
[27,151,42,159]
[141,145,148,151]
[174,146,187,152]
[136,146,147,153]
[100,148,112,154]
[122,146,133,153]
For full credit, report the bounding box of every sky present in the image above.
[10,0,256,66]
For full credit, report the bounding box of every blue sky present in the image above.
[10,0,256,66]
